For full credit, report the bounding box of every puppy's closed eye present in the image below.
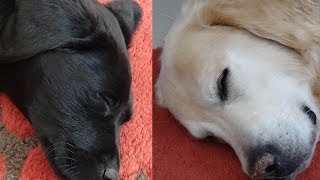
[99,92,118,106]
[120,107,132,124]
[98,92,119,115]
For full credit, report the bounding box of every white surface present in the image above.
[153,0,185,48]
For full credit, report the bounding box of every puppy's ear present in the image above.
[105,0,142,46]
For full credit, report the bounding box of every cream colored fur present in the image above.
[183,0,320,99]
[156,0,320,178]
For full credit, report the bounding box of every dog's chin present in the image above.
[252,176,294,180]
[39,137,118,180]
[51,150,103,180]
[39,138,80,179]
[248,171,297,180]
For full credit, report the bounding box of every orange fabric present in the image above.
[0,95,34,138]
[19,147,58,180]
[119,0,152,178]
[0,156,5,180]
[153,48,320,180]
[0,0,151,179]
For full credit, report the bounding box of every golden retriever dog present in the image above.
[155,0,320,179]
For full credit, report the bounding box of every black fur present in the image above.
[0,0,141,179]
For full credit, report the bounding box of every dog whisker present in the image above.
[42,142,76,154]
[22,105,33,109]
[46,147,75,156]
[63,166,78,174]
[285,105,292,122]
[27,145,57,161]
[28,142,76,161]
[276,101,288,121]
[58,164,72,168]
[71,171,80,178]
[54,157,77,161]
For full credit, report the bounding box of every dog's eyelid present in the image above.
[302,106,317,125]
[98,92,118,107]
[216,68,230,101]
[104,110,110,117]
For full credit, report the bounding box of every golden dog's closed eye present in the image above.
[217,68,229,101]
[303,106,317,125]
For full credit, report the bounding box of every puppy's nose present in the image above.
[252,151,298,178]
[103,168,118,180]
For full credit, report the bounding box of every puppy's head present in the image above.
[20,1,142,180]
[156,24,319,179]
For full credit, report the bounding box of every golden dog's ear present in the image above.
[191,0,320,61]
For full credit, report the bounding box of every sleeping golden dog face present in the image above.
[156,0,320,179]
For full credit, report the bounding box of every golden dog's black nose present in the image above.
[251,148,300,179]
[252,152,275,177]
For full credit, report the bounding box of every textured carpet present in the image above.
[153,48,320,180]
[0,0,151,179]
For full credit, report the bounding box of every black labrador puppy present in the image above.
[0,0,141,179]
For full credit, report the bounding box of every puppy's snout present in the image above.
[103,168,118,180]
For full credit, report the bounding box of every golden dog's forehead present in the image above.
[170,26,234,80]
[165,26,316,107]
